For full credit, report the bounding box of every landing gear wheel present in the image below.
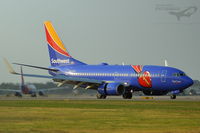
[170,94,176,99]
[18,95,22,98]
[123,93,132,99]
[96,93,107,99]
[15,92,22,97]
[31,94,37,97]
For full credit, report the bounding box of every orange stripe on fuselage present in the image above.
[131,65,143,73]
[44,21,67,52]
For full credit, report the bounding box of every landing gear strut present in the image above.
[122,92,132,99]
[31,93,37,97]
[96,93,107,99]
[15,92,22,97]
[170,94,176,99]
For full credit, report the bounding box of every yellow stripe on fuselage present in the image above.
[44,21,66,52]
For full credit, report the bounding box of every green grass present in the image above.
[0,100,200,133]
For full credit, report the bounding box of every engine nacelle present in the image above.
[143,90,168,96]
[98,83,125,95]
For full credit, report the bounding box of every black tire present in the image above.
[170,95,176,99]
[31,94,37,97]
[123,93,132,99]
[96,93,107,99]
[18,95,22,98]
[15,92,22,97]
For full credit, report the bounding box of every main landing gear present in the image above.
[122,92,132,99]
[31,93,37,97]
[96,93,133,99]
[170,94,176,99]
[96,93,107,99]
[15,92,22,97]
[96,91,133,99]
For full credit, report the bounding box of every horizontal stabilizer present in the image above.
[13,63,59,72]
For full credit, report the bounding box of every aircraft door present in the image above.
[114,72,120,81]
[161,70,167,82]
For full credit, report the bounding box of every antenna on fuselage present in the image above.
[164,60,168,67]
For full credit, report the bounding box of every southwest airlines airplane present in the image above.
[5,21,193,99]
[2,64,61,97]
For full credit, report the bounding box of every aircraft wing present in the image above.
[0,89,20,92]
[18,73,104,89]
[20,73,102,84]
[9,73,104,90]
[4,59,115,90]
[37,87,68,93]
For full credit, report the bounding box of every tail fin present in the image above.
[20,66,25,86]
[20,66,27,93]
[44,21,86,66]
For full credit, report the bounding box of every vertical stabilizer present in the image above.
[20,66,25,86]
[20,66,27,93]
[44,21,86,66]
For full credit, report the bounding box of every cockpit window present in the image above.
[180,73,186,76]
[173,73,186,77]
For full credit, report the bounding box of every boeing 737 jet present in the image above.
[2,64,62,97]
[4,21,193,99]
[1,66,43,97]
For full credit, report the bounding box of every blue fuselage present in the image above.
[49,65,193,93]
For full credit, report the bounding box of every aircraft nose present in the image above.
[186,77,193,88]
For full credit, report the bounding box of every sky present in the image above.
[0,0,200,83]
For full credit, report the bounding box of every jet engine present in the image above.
[98,83,125,95]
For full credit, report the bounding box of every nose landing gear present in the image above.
[170,90,180,99]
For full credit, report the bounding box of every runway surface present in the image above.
[0,95,200,101]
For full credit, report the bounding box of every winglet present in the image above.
[3,58,18,74]
[164,60,168,67]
